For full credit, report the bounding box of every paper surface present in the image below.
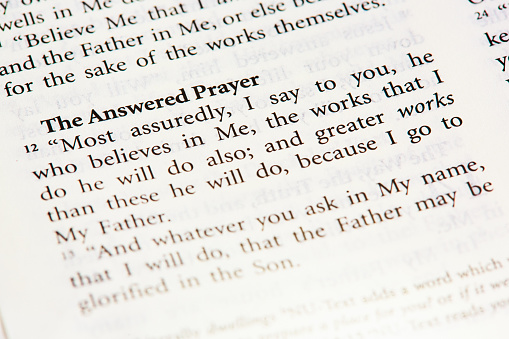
[0,0,508,338]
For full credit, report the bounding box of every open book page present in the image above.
[0,0,508,338]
